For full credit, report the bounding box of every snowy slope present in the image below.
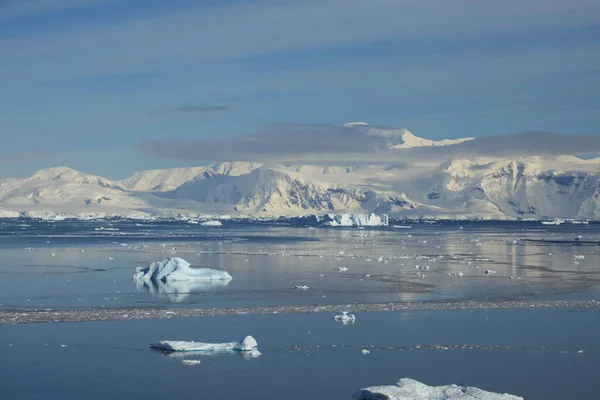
[345,122,474,149]
[2,133,600,219]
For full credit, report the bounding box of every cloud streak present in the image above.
[137,123,600,164]
[0,0,128,20]
[149,106,230,115]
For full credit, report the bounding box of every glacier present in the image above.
[151,335,258,352]
[133,257,232,282]
[352,378,523,400]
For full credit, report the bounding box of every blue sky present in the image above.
[1,0,599,179]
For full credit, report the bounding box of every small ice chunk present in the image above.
[134,257,232,282]
[360,349,370,355]
[201,220,222,226]
[333,311,356,323]
[485,269,497,275]
[151,335,258,352]
[574,255,585,260]
[295,285,310,290]
[352,378,523,400]
[337,266,348,272]
[181,360,201,366]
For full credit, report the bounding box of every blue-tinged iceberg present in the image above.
[133,257,232,282]
[353,378,523,400]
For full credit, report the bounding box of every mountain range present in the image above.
[2,126,600,220]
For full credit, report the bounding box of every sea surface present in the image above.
[1,219,599,399]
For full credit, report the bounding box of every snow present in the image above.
[352,378,523,400]
[333,311,356,323]
[0,208,19,218]
[133,257,232,282]
[181,360,201,366]
[200,220,222,226]
[5,138,600,220]
[323,213,389,227]
[151,335,258,352]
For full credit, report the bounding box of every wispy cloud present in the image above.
[3,0,600,82]
[137,123,600,164]
[0,0,128,20]
[149,106,230,115]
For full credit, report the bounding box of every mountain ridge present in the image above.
[2,129,600,220]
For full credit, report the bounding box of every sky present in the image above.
[1,0,600,179]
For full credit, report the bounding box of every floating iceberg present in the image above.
[151,335,258,353]
[352,378,523,400]
[333,311,356,324]
[133,257,232,282]
[290,213,388,227]
[200,220,222,226]
[181,360,201,366]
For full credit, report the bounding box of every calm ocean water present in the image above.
[1,219,599,399]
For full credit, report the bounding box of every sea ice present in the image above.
[200,220,222,226]
[333,311,356,323]
[151,335,258,352]
[181,360,201,365]
[352,378,523,400]
[133,257,232,282]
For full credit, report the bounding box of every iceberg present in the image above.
[133,257,232,282]
[200,220,222,226]
[290,213,388,227]
[333,311,356,324]
[352,378,523,400]
[151,335,258,353]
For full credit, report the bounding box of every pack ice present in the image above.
[352,378,523,400]
[151,335,258,352]
[133,257,232,282]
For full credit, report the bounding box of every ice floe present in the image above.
[133,257,232,282]
[333,311,356,324]
[151,335,258,353]
[4,300,599,325]
[352,378,523,400]
[200,220,222,226]
[181,360,201,366]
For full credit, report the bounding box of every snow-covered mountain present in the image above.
[2,131,600,220]
[345,122,474,149]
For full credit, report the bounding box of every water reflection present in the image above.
[164,348,262,360]
[135,279,231,302]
